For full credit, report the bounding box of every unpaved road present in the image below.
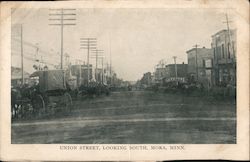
[12,91,236,144]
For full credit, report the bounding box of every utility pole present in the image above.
[20,24,24,85]
[223,14,234,56]
[173,56,178,82]
[76,59,83,86]
[80,38,97,87]
[109,33,112,86]
[49,8,76,69]
[101,57,104,84]
[64,53,70,68]
[35,43,39,62]
[91,49,104,82]
[223,13,235,85]
[193,44,200,82]
[215,35,219,85]
[78,60,82,86]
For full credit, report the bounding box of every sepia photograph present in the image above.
[10,7,237,144]
[1,0,249,161]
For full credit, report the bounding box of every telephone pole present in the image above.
[223,13,235,85]
[75,59,83,86]
[223,14,234,55]
[80,38,97,86]
[109,33,112,86]
[20,24,24,85]
[102,57,104,84]
[91,49,104,82]
[49,8,76,69]
[193,44,200,81]
[173,56,177,81]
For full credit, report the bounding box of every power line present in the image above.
[12,52,59,66]
[12,38,60,57]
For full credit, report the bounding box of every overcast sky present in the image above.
[11,8,236,81]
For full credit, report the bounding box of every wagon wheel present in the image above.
[20,100,32,119]
[63,92,73,112]
[32,94,45,117]
[11,102,21,119]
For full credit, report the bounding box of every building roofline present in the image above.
[211,29,236,38]
[186,48,196,53]
[165,63,187,67]
[186,47,211,54]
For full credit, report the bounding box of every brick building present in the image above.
[211,29,236,87]
[186,47,212,84]
[164,63,188,83]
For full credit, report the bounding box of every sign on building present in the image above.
[205,59,213,68]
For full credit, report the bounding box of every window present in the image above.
[202,60,205,67]
[217,46,221,59]
[213,48,216,59]
[222,44,225,58]
[232,41,235,56]
[228,43,231,59]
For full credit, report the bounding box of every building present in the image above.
[140,72,152,86]
[70,64,93,86]
[211,29,236,86]
[95,68,102,83]
[164,63,188,83]
[95,68,109,85]
[154,67,166,84]
[186,47,212,84]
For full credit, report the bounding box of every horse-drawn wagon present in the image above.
[11,69,74,119]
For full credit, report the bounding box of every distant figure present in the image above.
[44,65,48,70]
[128,85,132,91]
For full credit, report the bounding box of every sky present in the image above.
[11,8,236,81]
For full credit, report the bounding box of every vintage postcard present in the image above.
[0,0,249,161]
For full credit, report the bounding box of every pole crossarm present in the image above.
[80,40,96,42]
[49,18,76,21]
[49,9,76,11]
[91,53,104,55]
[49,13,76,16]
[90,56,104,58]
[49,24,76,26]
[80,47,97,49]
[80,38,97,40]
[91,49,104,52]
[80,43,96,44]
